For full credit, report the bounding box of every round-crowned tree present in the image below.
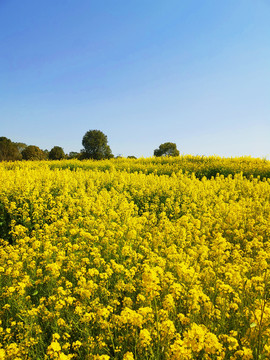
[154,142,180,157]
[22,145,46,160]
[49,146,65,160]
[82,130,113,160]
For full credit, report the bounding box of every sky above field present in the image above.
[1,0,270,158]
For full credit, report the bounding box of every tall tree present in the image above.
[154,142,180,157]
[22,145,46,160]
[0,137,22,161]
[49,146,65,160]
[82,130,113,160]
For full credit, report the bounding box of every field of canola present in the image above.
[0,156,270,360]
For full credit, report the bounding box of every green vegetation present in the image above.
[0,137,22,161]
[154,142,179,157]
[49,146,65,160]
[81,129,113,160]
[21,145,46,160]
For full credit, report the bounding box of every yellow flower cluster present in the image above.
[46,155,270,179]
[0,157,270,359]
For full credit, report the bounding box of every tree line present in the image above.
[0,130,179,161]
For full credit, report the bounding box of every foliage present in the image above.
[43,149,49,159]
[49,146,65,160]
[68,151,80,159]
[0,158,270,359]
[14,142,28,153]
[21,145,46,160]
[0,137,22,161]
[154,142,180,157]
[82,130,113,160]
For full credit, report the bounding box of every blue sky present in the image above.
[1,0,269,158]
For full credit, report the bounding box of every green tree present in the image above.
[154,142,180,157]
[22,145,46,160]
[68,151,80,159]
[14,142,27,153]
[82,130,113,160]
[49,146,65,160]
[0,137,22,161]
[43,149,49,159]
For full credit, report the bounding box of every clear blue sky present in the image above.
[1,0,269,158]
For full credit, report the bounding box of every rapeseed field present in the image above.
[0,157,270,359]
